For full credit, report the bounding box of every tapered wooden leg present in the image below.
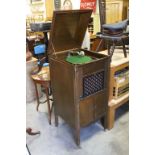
[107,106,115,129]
[75,127,80,146]
[54,105,58,127]
[51,101,54,115]
[34,82,40,111]
[55,115,58,127]
[107,41,111,55]
[121,39,127,58]
[45,87,51,125]
[101,114,108,130]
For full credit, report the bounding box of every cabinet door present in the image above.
[95,92,106,119]
[80,93,107,126]
[106,0,123,24]
[80,98,94,126]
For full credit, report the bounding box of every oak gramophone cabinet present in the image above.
[48,10,110,146]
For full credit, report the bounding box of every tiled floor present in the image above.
[26,94,129,155]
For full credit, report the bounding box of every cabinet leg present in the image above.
[107,106,115,129]
[100,114,108,130]
[104,114,108,130]
[54,106,58,127]
[55,115,58,127]
[75,127,80,146]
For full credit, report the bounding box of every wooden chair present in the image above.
[96,0,129,59]
[31,57,53,124]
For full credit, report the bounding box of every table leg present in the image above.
[45,87,51,125]
[107,106,115,129]
[34,82,40,111]
[110,41,116,58]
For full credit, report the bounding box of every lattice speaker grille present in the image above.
[83,71,104,97]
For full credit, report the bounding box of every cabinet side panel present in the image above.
[50,59,76,127]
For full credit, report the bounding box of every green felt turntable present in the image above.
[66,51,93,64]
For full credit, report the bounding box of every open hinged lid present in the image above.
[48,10,92,55]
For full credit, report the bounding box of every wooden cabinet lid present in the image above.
[48,10,92,55]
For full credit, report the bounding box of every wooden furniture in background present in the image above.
[96,0,129,59]
[122,0,129,20]
[45,0,54,21]
[100,0,129,24]
[108,51,129,129]
[90,0,129,52]
[29,0,54,21]
[26,57,42,103]
[108,93,129,129]
[91,37,107,51]
[100,49,129,129]
[31,65,53,124]
[106,0,123,24]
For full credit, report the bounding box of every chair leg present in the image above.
[34,82,40,111]
[110,41,116,58]
[107,40,111,55]
[121,39,127,58]
[45,87,51,125]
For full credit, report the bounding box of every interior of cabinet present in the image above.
[51,49,106,63]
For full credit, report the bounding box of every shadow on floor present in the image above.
[115,102,129,120]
